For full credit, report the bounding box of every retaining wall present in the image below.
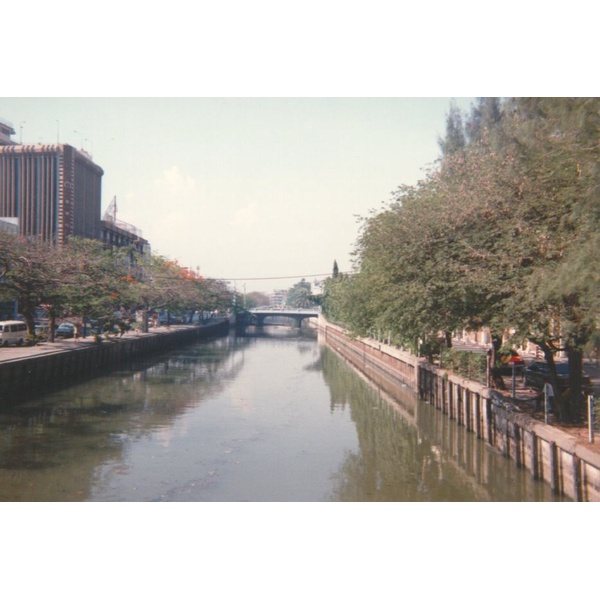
[0,320,229,403]
[320,320,419,391]
[319,317,600,501]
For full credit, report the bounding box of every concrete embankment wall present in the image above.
[319,317,600,501]
[320,319,419,391]
[0,320,229,403]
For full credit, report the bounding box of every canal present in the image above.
[0,326,563,501]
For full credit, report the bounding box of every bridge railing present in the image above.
[248,307,320,314]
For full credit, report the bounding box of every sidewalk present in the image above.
[0,324,195,364]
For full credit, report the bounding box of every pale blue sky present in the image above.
[0,97,476,292]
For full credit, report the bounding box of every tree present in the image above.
[287,279,314,308]
[0,234,134,341]
[0,233,233,342]
[332,260,339,278]
[465,97,503,146]
[325,98,599,422]
[0,234,39,336]
[0,234,66,339]
[122,255,194,332]
[438,101,466,157]
[58,238,134,338]
[498,98,600,421]
[245,291,270,309]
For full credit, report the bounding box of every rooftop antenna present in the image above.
[103,196,118,222]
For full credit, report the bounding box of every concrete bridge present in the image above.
[246,307,320,328]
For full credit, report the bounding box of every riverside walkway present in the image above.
[0,324,202,364]
[0,320,230,401]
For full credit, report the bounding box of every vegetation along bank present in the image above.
[321,98,599,427]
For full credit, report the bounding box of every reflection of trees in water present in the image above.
[320,345,559,502]
[0,336,242,501]
[320,346,427,500]
[139,335,248,390]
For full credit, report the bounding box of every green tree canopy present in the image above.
[324,97,600,422]
[287,279,315,309]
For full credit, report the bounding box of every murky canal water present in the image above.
[0,327,562,501]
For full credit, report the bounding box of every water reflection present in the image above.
[0,327,561,501]
[320,344,562,501]
[0,337,242,501]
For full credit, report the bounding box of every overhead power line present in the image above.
[220,272,354,282]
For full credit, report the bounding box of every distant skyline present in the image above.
[0,97,475,292]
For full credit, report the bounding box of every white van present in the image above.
[0,320,27,346]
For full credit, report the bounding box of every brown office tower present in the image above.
[0,136,104,245]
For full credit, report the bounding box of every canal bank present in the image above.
[318,316,600,501]
[0,320,230,402]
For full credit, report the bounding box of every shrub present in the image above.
[440,348,487,384]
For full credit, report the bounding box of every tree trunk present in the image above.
[537,341,568,422]
[444,330,452,348]
[566,345,584,423]
[22,306,36,340]
[48,310,56,343]
[490,333,506,390]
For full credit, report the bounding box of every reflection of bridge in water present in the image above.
[245,307,320,328]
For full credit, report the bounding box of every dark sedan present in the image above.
[55,322,75,338]
[524,361,592,392]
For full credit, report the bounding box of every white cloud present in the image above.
[154,165,196,196]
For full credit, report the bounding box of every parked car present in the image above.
[0,320,27,346]
[524,361,592,392]
[34,321,51,338]
[55,322,76,338]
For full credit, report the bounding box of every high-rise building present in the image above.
[0,134,103,244]
[1,116,149,256]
